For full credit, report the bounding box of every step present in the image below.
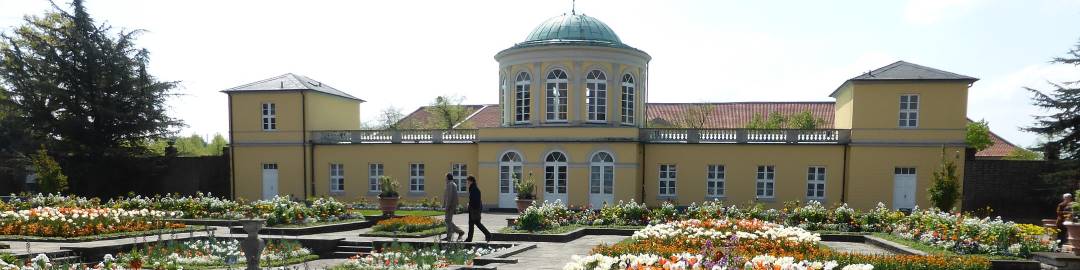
[338,241,372,247]
[336,245,372,253]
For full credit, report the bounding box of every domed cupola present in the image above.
[495,12,650,128]
[520,14,623,47]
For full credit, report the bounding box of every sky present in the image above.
[1,0,1079,147]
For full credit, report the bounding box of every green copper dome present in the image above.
[522,14,622,45]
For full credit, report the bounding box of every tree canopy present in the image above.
[0,0,181,160]
[746,110,825,129]
[965,119,994,151]
[424,95,473,129]
[1024,39,1080,159]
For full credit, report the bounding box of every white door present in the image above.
[589,152,615,209]
[893,168,916,210]
[543,152,568,206]
[498,152,523,208]
[262,164,279,200]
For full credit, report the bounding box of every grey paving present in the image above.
[821,241,895,255]
[496,235,627,270]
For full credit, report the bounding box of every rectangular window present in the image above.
[452,163,468,193]
[368,163,383,192]
[263,163,278,170]
[756,165,775,198]
[330,163,344,193]
[261,103,276,131]
[895,167,917,175]
[806,166,826,200]
[410,163,425,192]
[621,80,635,125]
[586,73,607,122]
[899,94,919,128]
[658,164,677,196]
[706,165,725,198]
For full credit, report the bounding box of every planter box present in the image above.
[822,233,1041,270]
[0,226,205,243]
[228,219,375,235]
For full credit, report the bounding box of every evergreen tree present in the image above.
[1024,39,1080,159]
[0,0,181,158]
[965,119,994,151]
[928,148,961,211]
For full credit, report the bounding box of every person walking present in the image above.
[464,175,491,242]
[442,172,465,241]
[1058,193,1074,247]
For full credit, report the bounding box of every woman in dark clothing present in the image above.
[464,175,491,242]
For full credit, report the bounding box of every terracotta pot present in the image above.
[1065,222,1080,255]
[379,197,399,216]
[515,199,534,213]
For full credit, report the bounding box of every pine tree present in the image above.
[0,0,182,159]
[1024,39,1080,159]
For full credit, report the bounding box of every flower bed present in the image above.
[329,242,505,270]
[567,218,992,270]
[514,200,1055,258]
[0,237,315,270]
[363,216,446,237]
[0,207,184,238]
[3,193,360,227]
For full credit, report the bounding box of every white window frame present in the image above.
[620,74,635,125]
[706,165,725,198]
[452,163,468,193]
[658,164,677,197]
[590,152,615,195]
[368,163,383,192]
[546,69,569,122]
[586,70,607,122]
[330,163,345,193]
[806,166,826,200]
[899,94,919,128]
[515,72,531,124]
[756,165,775,199]
[409,163,425,192]
[261,102,276,131]
[500,152,523,194]
[544,152,568,195]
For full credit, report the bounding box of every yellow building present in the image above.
[223,13,988,210]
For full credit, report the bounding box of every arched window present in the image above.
[544,151,568,197]
[514,73,531,124]
[590,152,614,196]
[586,70,607,122]
[499,152,523,194]
[620,74,635,125]
[546,69,568,122]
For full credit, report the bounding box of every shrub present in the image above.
[30,147,68,194]
[378,176,399,198]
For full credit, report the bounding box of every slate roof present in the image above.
[850,61,978,82]
[222,73,364,101]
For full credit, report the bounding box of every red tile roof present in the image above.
[393,101,1020,158]
[397,105,486,129]
[975,126,1020,158]
[646,102,835,128]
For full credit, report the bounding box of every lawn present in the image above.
[353,209,445,217]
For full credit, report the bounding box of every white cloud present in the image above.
[904,0,978,25]
[968,63,1076,147]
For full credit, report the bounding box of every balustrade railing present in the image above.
[313,129,478,144]
[641,128,850,144]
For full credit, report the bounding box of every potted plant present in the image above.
[377,176,400,216]
[515,172,536,213]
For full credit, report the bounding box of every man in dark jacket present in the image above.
[464,175,491,242]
